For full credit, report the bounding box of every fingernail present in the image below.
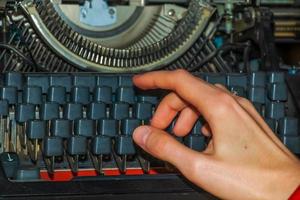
[133,126,152,147]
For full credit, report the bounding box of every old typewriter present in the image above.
[0,0,299,199]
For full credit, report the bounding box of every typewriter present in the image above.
[0,0,299,199]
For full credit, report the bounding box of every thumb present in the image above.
[133,125,206,177]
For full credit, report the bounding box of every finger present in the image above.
[133,125,207,176]
[151,92,188,129]
[173,106,199,137]
[215,84,297,159]
[201,123,212,137]
[214,84,228,91]
[203,140,214,154]
[133,70,238,127]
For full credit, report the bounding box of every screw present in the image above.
[168,9,175,17]
[109,8,115,16]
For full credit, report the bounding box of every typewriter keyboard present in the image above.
[0,72,299,181]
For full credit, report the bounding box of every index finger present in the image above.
[133,70,237,125]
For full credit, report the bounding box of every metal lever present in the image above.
[44,156,55,174]
[90,154,104,174]
[66,154,80,173]
[27,139,39,162]
[112,149,127,174]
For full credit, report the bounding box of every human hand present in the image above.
[132,70,300,200]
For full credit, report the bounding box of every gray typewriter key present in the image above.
[64,103,83,120]
[94,86,112,104]
[40,102,59,120]
[133,102,152,120]
[26,120,46,139]
[137,95,158,105]
[92,136,111,155]
[16,104,35,123]
[118,76,133,87]
[195,73,205,80]
[111,103,129,120]
[47,86,66,105]
[268,83,287,101]
[26,75,49,94]
[174,136,183,143]
[43,137,64,157]
[266,102,285,120]
[49,75,72,92]
[116,87,135,104]
[227,74,248,89]
[97,119,118,137]
[87,102,106,120]
[51,119,72,138]
[248,86,266,104]
[67,136,87,155]
[115,136,136,155]
[168,121,186,142]
[23,86,43,105]
[253,103,263,116]
[191,120,204,135]
[14,167,40,181]
[71,86,90,105]
[74,119,95,138]
[281,137,300,154]
[121,119,141,136]
[265,118,276,132]
[0,86,18,105]
[167,119,176,133]
[5,72,23,90]
[73,75,96,92]
[229,86,246,97]
[167,119,183,142]
[249,59,260,72]
[278,117,298,136]
[248,72,266,87]
[268,72,285,83]
[97,76,118,92]
[0,152,20,178]
[184,135,206,151]
[0,100,9,116]
[205,74,226,85]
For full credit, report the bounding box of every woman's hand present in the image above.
[132,70,300,200]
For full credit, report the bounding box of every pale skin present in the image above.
[132,70,300,200]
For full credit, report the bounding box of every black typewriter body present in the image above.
[0,0,299,199]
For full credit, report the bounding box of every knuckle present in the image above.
[174,69,190,77]
[237,96,250,105]
[213,92,237,115]
[214,83,227,91]
[151,116,167,128]
[237,96,254,108]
